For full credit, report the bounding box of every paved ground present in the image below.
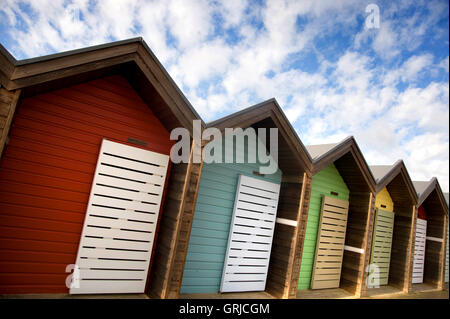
[180,291,275,299]
[363,289,448,299]
[1,288,448,299]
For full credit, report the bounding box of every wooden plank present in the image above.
[0,89,20,157]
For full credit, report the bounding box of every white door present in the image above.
[70,139,169,294]
[412,218,427,284]
[220,174,281,293]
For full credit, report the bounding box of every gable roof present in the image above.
[306,143,339,160]
[0,38,203,133]
[370,160,418,204]
[207,98,313,176]
[413,178,448,215]
[306,136,377,193]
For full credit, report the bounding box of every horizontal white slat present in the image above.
[223,266,268,274]
[236,201,276,215]
[90,196,160,213]
[98,164,164,185]
[275,218,297,227]
[240,176,280,193]
[222,273,267,282]
[88,205,158,223]
[239,184,278,200]
[230,233,273,244]
[101,139,169,166]
[101,153,167,176]
[234,216,275,229]
[235,209,275,222]
[83,226,154,242]
[85,215,156,233]
[78,247,150,260]
[227,249,269,259]
[95,174,163,195]
[226,257,268,266]
[93,184,161,204]
[220,281,266,293]
[238,193,277,208]
[79,269,147,280]
[81,237,153,251]
[229,241,270,250]
[77,258,148,270]
[232,225,273,237]
[70,280,146,294]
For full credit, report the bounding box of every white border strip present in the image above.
[426,236,443,243]
[344,245,365,254]
[276,218,298,227]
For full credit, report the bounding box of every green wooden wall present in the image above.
[180,135,282,294]
[297,163,350,290]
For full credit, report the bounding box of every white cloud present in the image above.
[0,0,448,191]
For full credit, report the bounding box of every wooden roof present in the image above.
[0,38,203,133]
[207,98,313,176]
[370,160,418,205]
[307,136,377,193]
[413,178,449,215]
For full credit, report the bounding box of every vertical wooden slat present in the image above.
[287,173,312,298]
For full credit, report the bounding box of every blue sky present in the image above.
[0,0,449,191]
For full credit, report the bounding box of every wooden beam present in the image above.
[0,88,20,158]
[356,192,376,297]
[287,173,312,298]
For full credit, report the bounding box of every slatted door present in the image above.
[370,209,395,285]
[311,195,349,289]
[70,139,169,294]
[412,218,427,284]
[220,174,281,293]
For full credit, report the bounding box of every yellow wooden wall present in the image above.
[375,187,394,212]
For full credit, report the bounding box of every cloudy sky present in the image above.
[0,0,449,191]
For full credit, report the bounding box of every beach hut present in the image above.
[362,161,418,296]
[0,38,204,297]
[411,179,448,292]
[296,137,377,298]
[178,99,313,299]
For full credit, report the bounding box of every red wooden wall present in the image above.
[0,75,173,294]
[418,205,427,220]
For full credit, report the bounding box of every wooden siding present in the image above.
[446,227,449,283]
[375,187,394,212]
[147,142,203,298]
[419,189,447,289]
[0,88,20,158]
[341,191,375,297]
[266,173,312,298]
[298,163,350,290]
[180,137,282,294]
[0,75,174,294]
